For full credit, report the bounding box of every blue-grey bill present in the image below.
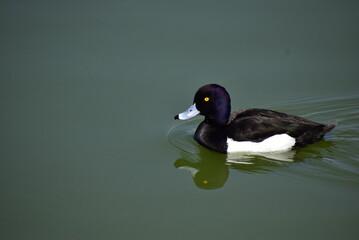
[175,104,200,120]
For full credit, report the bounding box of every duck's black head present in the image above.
[175,84,231,125]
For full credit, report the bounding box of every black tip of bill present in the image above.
[174,115,179,120]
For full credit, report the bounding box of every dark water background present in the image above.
[1,1,359,239]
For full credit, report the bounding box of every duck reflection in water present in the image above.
[173,141,334,190]
[174,151,229,190]
[174,144,296,190]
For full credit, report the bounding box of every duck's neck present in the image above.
[205,105,231,126]
[205,116,227,126]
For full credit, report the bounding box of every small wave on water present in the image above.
[167,94,359,189]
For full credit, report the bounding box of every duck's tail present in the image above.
[323,122,337,134]
[294,122,337,148]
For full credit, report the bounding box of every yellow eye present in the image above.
[204,97,210,102]
[203,180,208,184]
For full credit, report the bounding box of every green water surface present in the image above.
[1,1,359,240]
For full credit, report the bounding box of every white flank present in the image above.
[227,134,296,153]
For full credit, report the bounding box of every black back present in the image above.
[227,108,336,147]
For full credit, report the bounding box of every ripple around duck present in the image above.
[168,94,359,188]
